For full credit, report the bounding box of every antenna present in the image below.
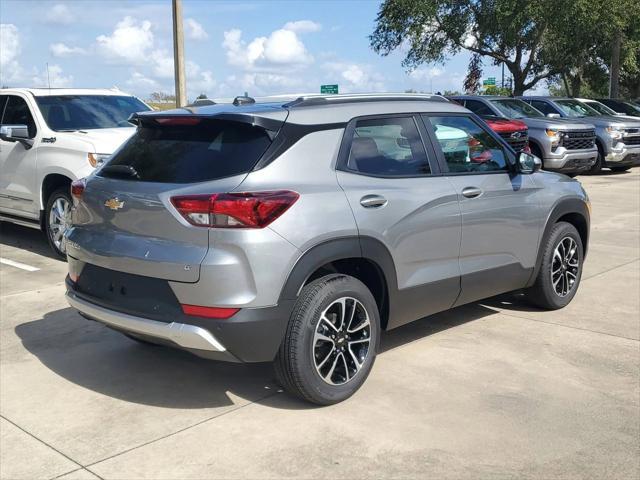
[46,63,51,89]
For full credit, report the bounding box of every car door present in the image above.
[0,94,39,217]
[422,113,543,306]
[336,114,462,328]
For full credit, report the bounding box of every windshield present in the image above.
[584,101,617,116]
[555,99,600,117]
[490,99,544,118]
[35,95,150,131]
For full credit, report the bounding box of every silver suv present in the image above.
[65,94,590,405]
[450,95,598,175]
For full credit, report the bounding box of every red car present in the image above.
[483,116,531,153]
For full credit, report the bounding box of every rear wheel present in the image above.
[524,222,583,310]
[275,274,380,405]
[45,187,72,259]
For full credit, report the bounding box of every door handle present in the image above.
[462,187,482,199]
[360,194,388,208]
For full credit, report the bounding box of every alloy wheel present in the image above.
[313,297,371,385]
[48,196,70,255]
[551,236,579,297]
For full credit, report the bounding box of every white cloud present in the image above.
[323,62,384,92]
[127,71,160,90]
[50,42,86,57]
[185,18,208,40]
[32,64,73,87]
[96,17,154,64]
[409,66,445,80]
[283,20,321,33]
[1,24,23,84]
[45,4,75,25]
[223,22,315,71]
[150,49,174,78]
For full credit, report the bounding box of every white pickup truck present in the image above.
[0,88,150,258]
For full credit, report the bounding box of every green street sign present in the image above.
[483,77,496,86]
[321,84,339,94]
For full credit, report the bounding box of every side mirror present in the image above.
[546,113,561,118]
[518,151,542,174]
[0,125,34,149]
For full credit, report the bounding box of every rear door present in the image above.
[336,114,461,328]
[423,113,543,305]
[67,117,277,282]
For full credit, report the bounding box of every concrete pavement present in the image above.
[1,169,638,479]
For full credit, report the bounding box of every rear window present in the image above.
[100,119,272,183]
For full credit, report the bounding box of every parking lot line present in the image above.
[0,257,41,272]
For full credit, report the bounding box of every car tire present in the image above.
[525,221,583,310]
[587,145,604,174]
[45,187,72,260]
[274,274,380,405]
[610,166,630,172]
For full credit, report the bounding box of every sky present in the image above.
[0,0,525,101]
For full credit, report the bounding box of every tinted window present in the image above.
[464,100,494,116]
[3,96,37,138]
[529,100,556,115]
[427,116,509,173]
[554,100,599,117]
[346,117,430,176]
[34,95,150,131]
[491,99,544,118]
[585,101,617,116]
[100,119,272,183]
[0,95,7,122]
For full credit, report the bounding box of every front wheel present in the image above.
[45,187,72,259]
[275,274,380,405]
[524,222,583,310]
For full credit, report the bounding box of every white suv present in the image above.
[0,88,150,257]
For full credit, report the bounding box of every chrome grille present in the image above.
[498,130,529,152]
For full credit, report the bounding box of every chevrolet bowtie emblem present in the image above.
[104,198,124,211]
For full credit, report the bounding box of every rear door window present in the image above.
[344,116,431,177]
[100,119,272,183]
[464,100,494,116]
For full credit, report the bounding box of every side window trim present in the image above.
[336,113,442,178]
[0,95,8,124]
[420,112,517,176]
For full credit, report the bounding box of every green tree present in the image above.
[370,0,563,95]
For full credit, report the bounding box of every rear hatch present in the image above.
[67,112,285,283]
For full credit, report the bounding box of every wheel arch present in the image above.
[40,173,73,227]
[526,198,590,288]
[278,237,397,330]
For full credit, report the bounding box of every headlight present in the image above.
[545,129,563,147]
[87,153,111,168]
[605,126,623,140]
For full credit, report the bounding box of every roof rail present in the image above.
[284,93,449,108]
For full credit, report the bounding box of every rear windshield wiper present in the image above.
[100,164,140,179]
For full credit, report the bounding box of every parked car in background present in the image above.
[596,98,640,117]
[0,88,151,257]
[449,95,597,175]
[519,96,640,173]
[66,93,590,405]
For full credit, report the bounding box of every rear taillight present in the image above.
[71,178,86,203]
[171,191,299,229]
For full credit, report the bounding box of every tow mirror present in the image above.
[518,151,542,174]
[0,124,34,149]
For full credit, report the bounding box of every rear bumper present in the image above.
[66,277,295,363]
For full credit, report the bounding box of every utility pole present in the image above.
[172,0,187,107]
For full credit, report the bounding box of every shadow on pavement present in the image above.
[0,221,60,260]
[15,301,503,410]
